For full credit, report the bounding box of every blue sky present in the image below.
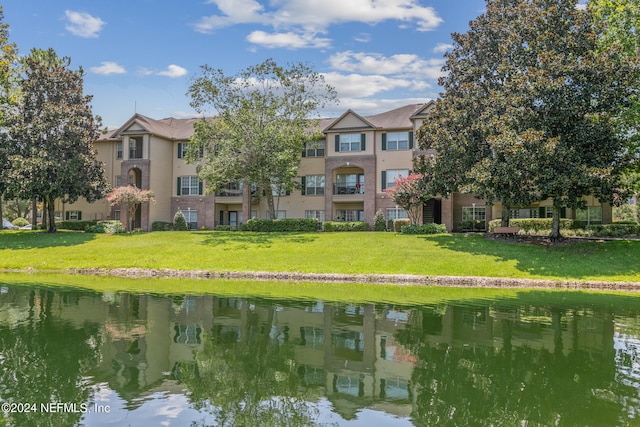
[4,1,489,128]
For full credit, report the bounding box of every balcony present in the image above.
[334,185,364,195]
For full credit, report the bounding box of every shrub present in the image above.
[11,217,29,227]
[488,218,575,234]
[215,225,234,231]
[174,210,188,231]
[392,218,410,233]
[244,218,318,232]
[587,223,640,237]
[57,220,98,231]
[373,209,386,231]
[103,221,126,234]
[401,223,448,234]
[322,221,369,232]
[152,221,174,231]
[84,223,105,233]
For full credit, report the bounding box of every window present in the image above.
[65,210,82,221]
[129,136,143,159]
[116,142,123,159]
[304,140,325,157]
[336,209,364,222]
[182,210,198,230]
[305,210,325,223]
[271,184,289,197]
[266,210,286,220]
[113,210,120,221]
[576,206,602,224]
[335,174,364,194]
[382,170,409,190]
[177,176,202,196]
[386,208,408,221]
[178,142,203,159]
[303,175,325,195]
[383,132,411,150]
[217,181,242,197]
[115,175,121,187]
[336,133,364,152]
[462,206,486,225]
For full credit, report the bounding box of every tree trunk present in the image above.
[501,204,511,227]
[266,186,276,221]
[46,197,57,233]
[549,199,562,242]
[0,195,3,230]
[42,200,47,231]
[32,198,37,229]
[242,180,251,229]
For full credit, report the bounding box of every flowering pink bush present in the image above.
[106,186,154,231]
[385,173,424,225]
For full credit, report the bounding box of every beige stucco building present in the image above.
[59,102,611,231]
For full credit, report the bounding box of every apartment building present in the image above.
[60,102,611,231]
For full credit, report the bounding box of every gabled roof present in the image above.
[365,103,429,129]
[110,113,200,141]
[323,109,377,132]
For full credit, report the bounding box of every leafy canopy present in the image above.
[186,58,337,220]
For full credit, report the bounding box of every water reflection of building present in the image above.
[20,290,616,418]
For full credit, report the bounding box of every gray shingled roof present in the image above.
[98,103,430,142]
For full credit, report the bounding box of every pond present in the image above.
[0,280,640,426]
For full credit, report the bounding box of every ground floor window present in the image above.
[305,210,325,223]
[510,208,539,219]
[575,206,602,224]
[65,210,82,221]
[386,208,408,221]
[336,209,364,222]
[113,210,120,221]
[182,210,198,230]
[461,206,486,230]
[266,210,286,220]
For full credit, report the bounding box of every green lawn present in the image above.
[1,230,639,282]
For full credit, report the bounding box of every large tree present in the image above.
[5,48,108,232]
[0,5,18,229]
[416,0,639,240]
[187,58,336,222]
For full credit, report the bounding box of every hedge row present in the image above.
[322,221,369,232]
[244,218,319,232]
[151,221,175,231]
[57,220,98,231]
[586,223,640,237]
[84,220,126,234]
[488,218,575,233]
[401,223,448,235]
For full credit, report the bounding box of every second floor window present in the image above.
[116,142,123,159]
[336,133,365,152]
[382,169,409,191]
[382,132,412,150]
[177,176,203,196]
[303,175,325,195]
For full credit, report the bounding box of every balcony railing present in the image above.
[129,147,143,159]
[334,185,364,195]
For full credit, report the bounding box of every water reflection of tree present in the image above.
[397,305,631,426]
[0,289,101,427]
[177,302,319,427]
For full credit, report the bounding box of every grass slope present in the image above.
[0,230,638,282]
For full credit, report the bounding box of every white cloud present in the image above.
[90,62,126,75]
[157,64,188,78]
[195,0,443,48]
[138,65,188,78]
[433,43,453,53]
[246,30,331,49]
[322,72,414,98]
[328,51,444,80]
[64,10,105,38]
